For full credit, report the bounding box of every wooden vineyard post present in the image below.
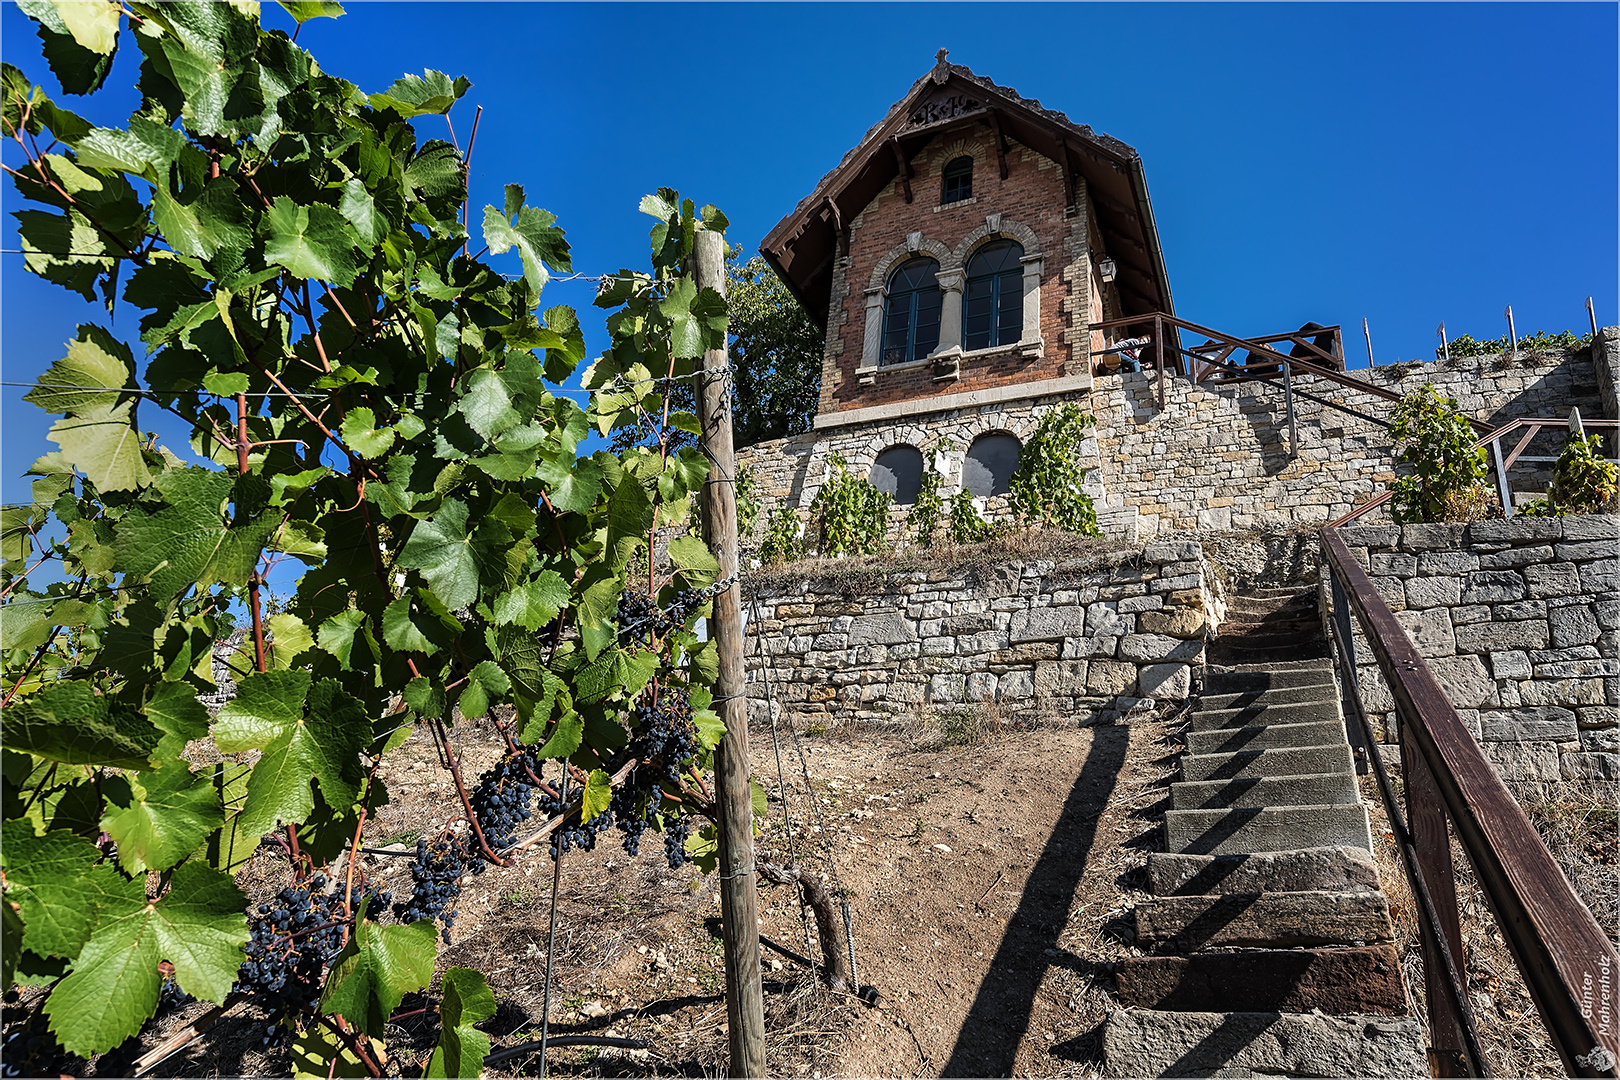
[691,228,767,1077]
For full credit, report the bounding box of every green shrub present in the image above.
[758,506,803,564]
[811,454,890,557]
[1387,385,1491,523]
[1520,433,1619,517]
[948,490,996,545]
[1008,404,1101,536]
[1440,330,1593,359]
[909,469,944,547]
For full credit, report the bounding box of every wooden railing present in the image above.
[1322,528,1620,1077]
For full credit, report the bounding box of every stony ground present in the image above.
[30,704,1184,1079]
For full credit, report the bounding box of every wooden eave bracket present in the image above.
[823,196,847,256]
[890,137,914,204]
[987,110,1010,180]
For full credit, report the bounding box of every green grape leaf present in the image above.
[402,676,445,720]
[14,207,112,301]
[290,1025,374,1078]
[4,681,161,770]
[668,534,719,578]
[0,820,102,960]
[751,777,767,817]
[74,116,187,182]
[146,681,210,747]
[455,660,509,720]
[490,571,569,631]
[457,368,520,440]
[321,913,437,1037]
[23,324,131,414]
[44,863,247,1055]
[537,454,602,515]
[149,1,260,139]
[482,203,570,306]
[264,197,362,288]
[277,1,346,24]
[403,140,461,214]
[266,612,316,669]
[684,824,719,875]
[212,672,366,839]
[528,704,582,760]
[692,706,725,752]
[317,609,371,670]
[46,400,151,492]
[338,178,383,246]
[115,468,276,601]
[151,179,251,261]
[18,0,116,94]
[370,70,471,117]
[424,967,496,1078]
[581,769,613,823]
[340,406,396,459]
[382,594,435,655]
[99,759,224,873]
[397,499,481,610]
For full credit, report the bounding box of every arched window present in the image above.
[942,156,973,204]
[962,433,1021,497]
[963,241,1024,352]
[882,258,941,366]
[869,446,925,505]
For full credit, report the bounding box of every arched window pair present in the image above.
[868,434,1022,505]
[881,241,1024,366]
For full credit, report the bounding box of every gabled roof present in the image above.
[761,54,1175,329]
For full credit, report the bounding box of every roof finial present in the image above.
[932,48,950,84]
[935,47,949,65]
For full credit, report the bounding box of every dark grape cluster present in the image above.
[616,585,706,645]
[1,1006,73,1079]
[393,835,480,944]
[469,749,539,849]
[605,682,702,869]
[548,806,614,859]
[236,876,390,1022]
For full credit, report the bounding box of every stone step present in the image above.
[1102,1010,1426,1078]
[1189,698,1339,730]
[1165,803,1373,854]
[1209,632,1327,654]
[1199,681,1338,710]
[1134,890,1394,952]
[1114,944,1406,1013]
[1181,743,1354,783]
[1146,846,1381,896]
[1169,770,1358,810]
[1185,720,1346,756]
[1221,612,1318,631]
[1203,662,1334,694]
[1244,586,1315,599]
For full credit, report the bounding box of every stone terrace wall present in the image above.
[1333,516,1618,786]
[742,542,1223,730]
[1088,343,1605,537]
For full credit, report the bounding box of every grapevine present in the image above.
[0,2,748,1074]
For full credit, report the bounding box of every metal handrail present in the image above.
[1329,416,1620,528]
[1321,527,1620,1077]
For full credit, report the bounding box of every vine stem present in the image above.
[322,1015,382,1078]
[236,393,268,674]
[339,806,368,947]
[430,717,506,865]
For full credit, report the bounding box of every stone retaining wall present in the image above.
[1333,516,1619,784]
[743,541,1222,729]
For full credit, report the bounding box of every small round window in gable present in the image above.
[962,433,1021,497]
[869,445,925,505]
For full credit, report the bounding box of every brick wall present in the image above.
[743,542,1222,729]
[1333,516,1618,785]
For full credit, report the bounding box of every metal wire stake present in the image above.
[538,763,569,1079]
[841,900,859,992]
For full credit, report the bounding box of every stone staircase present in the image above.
[1102,588,1428,1077]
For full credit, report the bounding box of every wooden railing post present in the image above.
[1402,729,1471,1075]
[1283,360,1298,459]
[1154,312,1166,409]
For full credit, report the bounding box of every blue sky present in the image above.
[5,1,1617,524]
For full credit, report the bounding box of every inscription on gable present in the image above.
[907,92,982,128]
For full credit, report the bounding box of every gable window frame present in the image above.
[941,156,974,205]
[962,240,1024,352]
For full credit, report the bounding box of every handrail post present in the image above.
[1491,438,1515,519]
[1329,573,1370,775]
[1154,312,1166,409]
[1283,360,1298,459]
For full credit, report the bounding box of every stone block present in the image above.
[927,674,964,702]
[1428,655,1498,708]
[1370,575,1406,610]
[1480,544,1556,569]
[958,630,1010,653]
[1525,562,1582,598]
[1117,594,1163,613]
[1102,1010,1426,1080]
[1494,599,1548,621]
[1395,607,1457,657]
[1170,771,1358,810]
[1165,804,1372,854]
[1462,570,1527,603]
[1468,517,1564,542]
[1033,660,1089,696]
[1008,605,1087,642]
[1518,678,1608,707]
[1551,605,1602,648]
[1560,514,1618,540]
[1482,741,1560,780]
[1578,705,1619,727]
[1580,559,1620,594]
[988,641,1062,665]
[1420,551,1480,575]
[1137,607,1206,638]
[1134,893,1393,953]
[1490,651,1532,679]
[1144,541,1202,562]
[1561,752,1619,780]
[847,613,916,646]
[1451,603,1491,625]
[1154,573,1203,591]
[1061,635,1117,659]
[1399,522,1467,550]
[1368,553,1417,577]
[1534,658,1620,678]
[1479,707,1577,741]
[942,612,994,635]
[1556,540,1618,561]
[1579,727,1619,752]
[1139,663,1191,701]
[966,672,998,701]
[921,636,956,656]
[1339,525,1399,547]
[1087,659,1137,696]
[1145,846,1380,896]
[1119,633,1203,663]
[1404,576,1462,608]
[1455,619,1548,654]
[1084,603,1130,637]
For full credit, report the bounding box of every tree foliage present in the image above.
[726,254,821,448]
[2,3,736,1069]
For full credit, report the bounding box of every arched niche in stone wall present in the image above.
[962,432,1022,497]
[869,445,926,505]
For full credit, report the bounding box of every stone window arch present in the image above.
[869,445,926,505]
[962,431,1022,497]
